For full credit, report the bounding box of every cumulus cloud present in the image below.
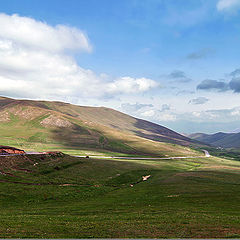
[156,113,177,121]
[121,103,153,113]
[197,70,240,93]
[0,13,91,53]
[168,70,192,83]
[0,13,158,101]
[197,79,229,91]
[227,68,240,92]
[107,77,159,94]
[217,0,240,12]
[121,101,175,122]
[231,108,240,116]
[189,97,209,105]
[161,104,170,111]
[188,107,240,122]
[169,70,185,79]
[140,110,176,121]
[229,77,240,92]
[230,68,240,77]
[162,107,240,126]
[176,90,195,95]
[140,105,240,125]
[187,48,214,60]
[141,109,155,117]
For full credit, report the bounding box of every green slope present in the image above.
[0,96,203,157]
[0,153,240,238]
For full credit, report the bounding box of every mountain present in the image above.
[0,96,202,156]
[189,132,240,148]
[231,128,240,133]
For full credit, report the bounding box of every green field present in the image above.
[0,153,240,238]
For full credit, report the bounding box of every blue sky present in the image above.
[0,0,240,133]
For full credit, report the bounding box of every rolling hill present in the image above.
[0,96,202,156]
[189,132,240,148]
[1,149,240,238]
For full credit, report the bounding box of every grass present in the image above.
[0,153,240,238]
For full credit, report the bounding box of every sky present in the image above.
[0,0,240,134]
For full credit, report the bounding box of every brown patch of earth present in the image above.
[40,115,72,127]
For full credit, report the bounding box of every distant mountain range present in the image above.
[0,96,203,156]
[188,132,240,148]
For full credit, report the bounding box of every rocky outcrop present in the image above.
[40,115,72,128]
[0,146,25,155]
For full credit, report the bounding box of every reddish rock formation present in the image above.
[0,146,25,155]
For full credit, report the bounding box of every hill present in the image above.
[0,96,202,157]
[189,132,240,148]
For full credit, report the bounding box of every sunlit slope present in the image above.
[0,97,202,156]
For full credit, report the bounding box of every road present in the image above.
[75,150,211,160]
[202,150,211,157]
[0,150,211,159]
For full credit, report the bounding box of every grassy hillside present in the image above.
[0,153,240,238]
[0,96,202,157]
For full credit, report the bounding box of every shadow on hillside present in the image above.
[50,124,140,154]
[133,119,194,146]
[51,125,100,147]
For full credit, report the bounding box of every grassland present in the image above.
[0,97,239,238]
[0,153,240,238]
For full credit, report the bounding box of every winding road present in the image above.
[75,150,211,160]
[0,150,211,159]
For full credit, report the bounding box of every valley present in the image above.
[0,97,239,238]
[1,3,240,239]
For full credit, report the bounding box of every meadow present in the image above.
[0,153,240,238]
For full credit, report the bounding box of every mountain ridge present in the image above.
[189,131,240,148]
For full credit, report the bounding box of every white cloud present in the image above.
[121,103,153,113]
[120,101,175,122]
[140,109,176,122]
[107,77,158,94]
[141,109,155,117]
[231,108,240,116]
[217,0,240,12]
[157,113,177,122]
[192,112,201,117]
[0,13,91,53]
[179,107,240,122]
[189,97,209,105]
[0,13,157,101]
